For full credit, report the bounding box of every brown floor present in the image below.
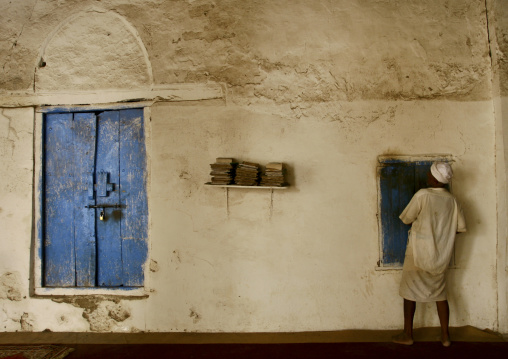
[1,326,507,359]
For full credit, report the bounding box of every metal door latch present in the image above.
[85,204,125,221]
[85,204,124,209]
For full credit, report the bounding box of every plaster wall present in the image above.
[0,100,498,333]
[0,0,505,334]
[487,0,508,335]
[142,100,497,332]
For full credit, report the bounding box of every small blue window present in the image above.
[378,158,449,268]
[43,109,148,287]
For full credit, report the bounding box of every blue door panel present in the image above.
[119,109,148,286]
[96,111,123,287]
[73,113,97,287]
[43,109,147,288]
[44,113,76,286]
[122,239,148,287]
[414,162,432,192]
[380,165,413,266]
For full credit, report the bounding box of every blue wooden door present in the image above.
[379,161,433,267]
[44,109,148,287]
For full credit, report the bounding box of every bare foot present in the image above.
[441,337,451,347]
[392,332,414,345]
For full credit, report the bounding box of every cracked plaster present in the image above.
[0,0,495,103]
[52,297,132,332]
[0,0,506,335]
[0,272,23,302]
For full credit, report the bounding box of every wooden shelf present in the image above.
[205,183,288,189]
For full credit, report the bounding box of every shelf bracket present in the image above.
[225,187,230,219]
[269,188,274,220]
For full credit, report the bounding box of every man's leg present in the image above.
[393,299,415,345]
[436,300,451,347]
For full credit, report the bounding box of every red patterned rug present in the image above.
[0,346,74,359]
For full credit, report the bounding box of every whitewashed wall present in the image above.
[0,0,506,334]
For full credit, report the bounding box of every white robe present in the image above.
[398,188,466,302]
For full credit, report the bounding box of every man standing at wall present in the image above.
[393,162,466,347]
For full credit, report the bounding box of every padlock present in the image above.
[100,210,105,221]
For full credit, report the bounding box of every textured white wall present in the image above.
[142,100,496,332]
[0,0,505,333]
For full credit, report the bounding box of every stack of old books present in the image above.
[209,158,236,185]
[234,161,260,186]
[260,162,286,187]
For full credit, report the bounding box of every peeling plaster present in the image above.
[149,259,159,273]
[0,110,18,159]
[0,0,505,334]
[0,0,492,101]
[52,297,132,332]
[0,272,22,302]
[189,308,201,324]
[20,312,34,332]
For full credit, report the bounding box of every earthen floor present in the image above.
[1,326,506,358]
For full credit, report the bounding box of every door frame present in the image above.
[33,103,152,296]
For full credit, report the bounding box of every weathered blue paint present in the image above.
[379,158,450,165]
[73,112,97,287]
[87,174,95,200]
[378,158,412,164]
[379,165,413,266]
[414,163,432,191]
[43,109,147,288]
[96,111,123,287]
[379,161,435,267]
[119,109,148,287]
[40,104,146,114]
[44,113,76,286]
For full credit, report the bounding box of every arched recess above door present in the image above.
[0,8,223,108]
[35,9,153,92]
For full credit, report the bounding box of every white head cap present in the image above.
[430,162,453,184]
